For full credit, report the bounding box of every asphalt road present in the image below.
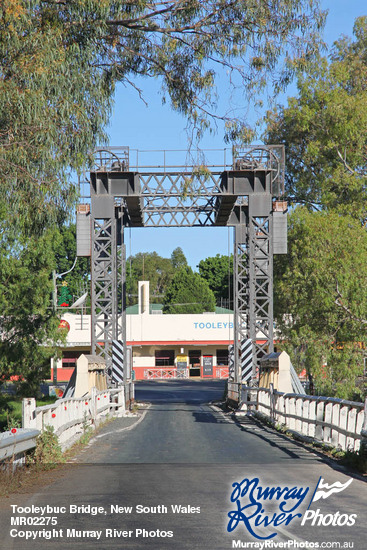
[0,380,365,550]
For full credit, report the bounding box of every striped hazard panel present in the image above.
[241,339,253,383]
[112,340,124,384]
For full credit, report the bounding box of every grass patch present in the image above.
[337,449,367,474]
[0,414,116,497]
[64,415,114,460]
[28,426,65,470]
[0,395,57,431]
[0,426,66,497]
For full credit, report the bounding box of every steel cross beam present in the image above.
[139,171,223,227]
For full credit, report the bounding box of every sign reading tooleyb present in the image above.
[194,321,234,330]
[128,314,234,342]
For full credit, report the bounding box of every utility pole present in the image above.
[51,258,78,385]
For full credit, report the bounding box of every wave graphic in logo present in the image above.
[310,477,353,506]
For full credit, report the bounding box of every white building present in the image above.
[52,282,234,381]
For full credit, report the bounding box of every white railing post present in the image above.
[324,401,333,444]
[288,396,296,430]
[22,398,36,429]
[258,389,264,414]
[117,386,126,417]
[269,384,275,422]
[301,398,309,437]
[360,397,367,455]
[90,386,97,425]
[295,397,303,433]
[346,406,357,451]
[315,399,325,441]
[277,392,283,424]
[273,391,278,423]
[338,404,348,449]
[331,402,341,447]
[308,399,316,438]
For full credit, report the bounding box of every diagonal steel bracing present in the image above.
[139,172,222,227]
[91,209,126,379]
[232,196,274,384]
[249,215,274,369]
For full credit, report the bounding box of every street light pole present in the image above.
[52,257,78,385]
[52,270,57,312]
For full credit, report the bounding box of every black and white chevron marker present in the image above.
[241,338,253,383]
[228,344,235,381]
[112,340,124,384]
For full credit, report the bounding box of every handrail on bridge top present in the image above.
[80,145,285,197]
[91,144,284,172]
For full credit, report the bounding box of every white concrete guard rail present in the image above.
[227,382,241,404]
[0,429,40,463]
[232,382,367,453]
[22,383,134,451]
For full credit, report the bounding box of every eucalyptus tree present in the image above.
[265,18,367,397]
[1,0,326,232]
[266,17,367,222]
[274,208,367,399]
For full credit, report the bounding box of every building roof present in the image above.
[125,303,233,315]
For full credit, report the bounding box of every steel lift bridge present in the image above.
[77,146,287,386]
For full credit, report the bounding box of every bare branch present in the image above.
[335,279,367,324]
[106,3,180,27]
[337,148,367,177]
[121,76,148,106]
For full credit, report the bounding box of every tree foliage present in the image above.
[54,224,90,304]
[126,251,177,305]
[274,208,367,399]
[171,247,188,270]
[266,18,367,398]
[0,1,114,234]
[0,0,326,395]
[0,0,326,234]
[87,0,325,139]
[266,17,367,222]
[0,227,63,395]
[163,266,215,314]
[197,254,233,306]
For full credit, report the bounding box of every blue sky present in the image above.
[103,1,365,269]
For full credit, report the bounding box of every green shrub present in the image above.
[30,426,64,469]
